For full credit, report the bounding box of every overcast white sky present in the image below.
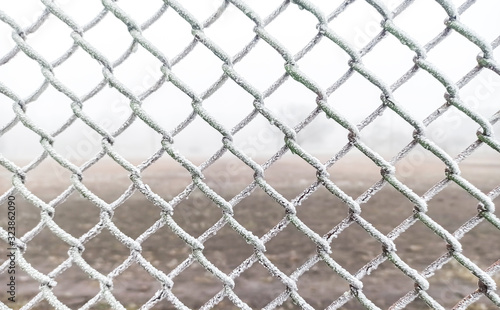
[0,0,499,162]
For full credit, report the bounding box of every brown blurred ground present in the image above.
[1,156,499,309]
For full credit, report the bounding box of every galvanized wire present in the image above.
[0,0,499,309]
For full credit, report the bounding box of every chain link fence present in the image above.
[1,0,500,309]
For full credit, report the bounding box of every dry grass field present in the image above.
[1,155,499,309]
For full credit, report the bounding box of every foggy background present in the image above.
[1,0,499,163]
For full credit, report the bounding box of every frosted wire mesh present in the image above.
[1,0,500,309]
